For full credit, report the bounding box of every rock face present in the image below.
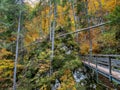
[73,70,87,83]
[52,79,60,90]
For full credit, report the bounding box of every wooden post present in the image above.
[109,56,112,81]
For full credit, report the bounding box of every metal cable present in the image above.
[56,21,111,38]
[13,0,22,90]
[50,0,57,76]
[71,0,78,41]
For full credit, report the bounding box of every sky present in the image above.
[24,0,49,7]
[24,0,40,6]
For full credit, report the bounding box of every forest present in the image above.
[0,0,120,90]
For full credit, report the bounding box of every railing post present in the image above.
[95,56,98,83]
[108,56,112,81]
[81,55,84,62]
[95,56,97,69]
[84,55,86,62]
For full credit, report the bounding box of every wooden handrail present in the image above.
[82,54,120,77]
[82,55,120,82]
[82,54,120,57]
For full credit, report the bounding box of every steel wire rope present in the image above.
[71,0,78,42]
[16,22,110,53]
[10,21,110,54]
[50,0,57,76]
[49,0,53,41]
[13,0,23,90]
[49,0,52,77]
[56,21,111,38]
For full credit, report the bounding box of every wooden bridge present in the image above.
[82,54,120,85]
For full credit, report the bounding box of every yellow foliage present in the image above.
[57,5,68,26]
[58,69,76,90]
[88,0,99,13]
[24,2,76,46]
[103,0,117,11]
[0,59,23,88]
[88,0,117,13]
[80,42,89,55]
[40,84,47,90]
[39,62,50,73]
[80,41,100,54]
[92,42,100,53]
[0,48,12,59]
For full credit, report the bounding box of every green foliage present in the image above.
[102,5,120,54]
[97,29,119,54]
[108,5,120,42]
[0,0,28,51]
[63,58,82,70]
[0,0,18,25]
[76,0,85,14]
[17,26,81,89]
[1,0,120,89]
[109,5,120,25]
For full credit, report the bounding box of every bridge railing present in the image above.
[81,54,120,77]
